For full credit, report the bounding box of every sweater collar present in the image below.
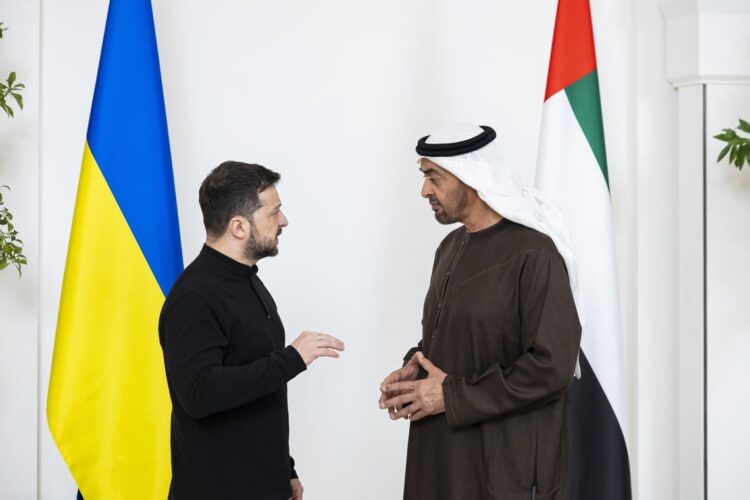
[200,244,258,276]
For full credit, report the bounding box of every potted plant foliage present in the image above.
[0,22,26,276]
[715,119,750,171]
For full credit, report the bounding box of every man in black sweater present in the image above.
[159,161,344,499]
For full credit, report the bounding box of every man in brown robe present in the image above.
[379,124,582,500]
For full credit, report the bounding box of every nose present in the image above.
[279,211,289,228]
[421,178,433,198]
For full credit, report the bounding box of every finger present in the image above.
[383,392,416,409]
[409,408,429,421]
[380,388,407,408]
[384,381,417,394]
[416,352,437,373]
[380,369,405,391]
[380,386,405,407]
[392,402,421,420]
[317,339,345,351]
[388,404,397,418]
[310,333,345,349]
[325,335,345,349]
[315,348,340,359]
[383,386,409,398]
[378,392,387,408]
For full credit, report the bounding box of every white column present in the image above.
[663,1,750,499]
[704,83,750,500]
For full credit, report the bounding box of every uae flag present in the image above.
[535,0,632,498]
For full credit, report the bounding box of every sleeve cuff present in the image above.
[442,374,463,428]
[283,345,307,380]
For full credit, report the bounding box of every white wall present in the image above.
[705,84,750,499]
[0,0,695,498]
[0,2,39,499]
[635,1,681,499]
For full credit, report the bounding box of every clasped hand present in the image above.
[378,352,447,421]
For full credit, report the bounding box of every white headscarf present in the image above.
[418,123,583,377]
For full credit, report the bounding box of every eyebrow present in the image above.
[420,167,440,176]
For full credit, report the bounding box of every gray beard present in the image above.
[435,210,459,224]
[432,187,469,225]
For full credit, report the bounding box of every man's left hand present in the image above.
[290,478,303,500]
[381,352,447,421]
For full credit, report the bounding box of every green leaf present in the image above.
[8,72,16,87]
[739,119,750,134]
[0,101,14,118]
[739,145,750,170]
[715,130,739,141]
[12,93,23,110]
[718,143,732,162]
[730,145,738,164]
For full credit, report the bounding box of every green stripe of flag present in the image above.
[565,69,609,188]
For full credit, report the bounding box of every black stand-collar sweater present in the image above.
[159,245,306,499]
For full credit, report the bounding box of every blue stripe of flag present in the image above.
[87,0,182,296]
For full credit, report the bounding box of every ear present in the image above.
[464,184,482,204]
[227,217,247,239]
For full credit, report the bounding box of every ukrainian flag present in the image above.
[47,1,182,498]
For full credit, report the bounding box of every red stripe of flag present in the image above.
[544,0,598,101]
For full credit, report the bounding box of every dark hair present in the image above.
[199,161,280,237]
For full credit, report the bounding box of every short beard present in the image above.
[244,223,279,262]
[433,184,470,225]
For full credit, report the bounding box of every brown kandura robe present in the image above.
[402,219,582,500]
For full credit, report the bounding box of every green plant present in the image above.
[715,119,750,171]
[0,23,25,118]
[0,21,26,275]
[0,186,26,275]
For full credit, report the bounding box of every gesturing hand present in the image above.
[289,478,303,500]
[381,352,447,421]
[290,331,345,366]
[378,352,421,419]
